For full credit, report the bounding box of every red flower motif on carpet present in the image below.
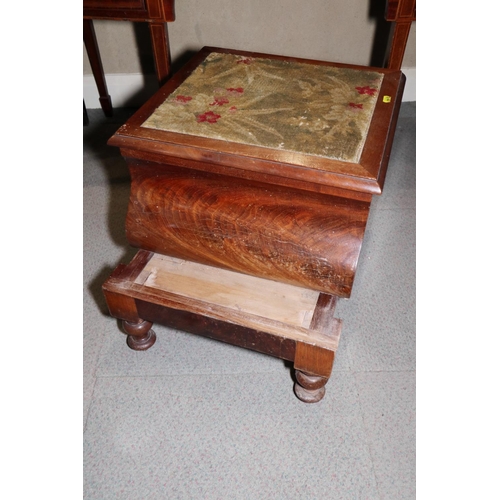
[226,87,244,95]
[237,57,253,65]
[174,95,192,104]
[349,102,363,109]
[197,111,221,123]
[210,96,230,106]
[355,86,377,96]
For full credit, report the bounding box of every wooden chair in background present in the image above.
[83,0,176,117]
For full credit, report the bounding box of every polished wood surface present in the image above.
[124,160,370,297]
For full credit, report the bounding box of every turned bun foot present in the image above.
[294,370,328,403]
[123,319,156,351]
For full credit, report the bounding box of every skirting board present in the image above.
[401,68,416,102]
[83,68,416,109]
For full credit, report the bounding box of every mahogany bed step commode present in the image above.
[102,47,405,403]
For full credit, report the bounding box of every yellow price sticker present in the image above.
[383,95,391,103]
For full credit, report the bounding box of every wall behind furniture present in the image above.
[83,0,416,106]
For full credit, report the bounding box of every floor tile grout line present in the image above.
[83,375,99,434]
[352,371,384,500]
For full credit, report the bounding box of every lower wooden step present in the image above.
[102,250,342,402]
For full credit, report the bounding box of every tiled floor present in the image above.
[83,102,415,499]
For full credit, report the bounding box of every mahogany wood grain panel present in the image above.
[111,134,381,195]
[358,71,406,186]
[103,288,141,323]
[294,342,336,379]
[102,251,154,322]
[310,294,339,333]
[120,147,373,202]
[125,161,370,297]
[136,299,298,362]
[294,293,339,377]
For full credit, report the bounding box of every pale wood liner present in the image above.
[136,253,319,328]
[122,253,340,350]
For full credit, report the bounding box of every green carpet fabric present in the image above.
[142,52,384,163]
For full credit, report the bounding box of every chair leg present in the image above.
[84,19,113,117]
[149,22,172,87]
[386,21,413,70]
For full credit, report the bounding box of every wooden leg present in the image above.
[294,370,329,403]
[293,335,335,403]
[148,22,172,86]
[386,21,413,70]
[83,19,113,117]
[123,319,156,351]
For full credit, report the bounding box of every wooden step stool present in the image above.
[103,46,405,402]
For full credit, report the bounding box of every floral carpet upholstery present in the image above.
[142,52,384,163]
